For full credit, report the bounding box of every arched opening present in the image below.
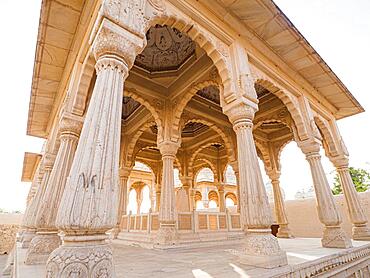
[140,185,151,213]
[196,167,215,183]
[224,164,237,185]
[127,189,138,215]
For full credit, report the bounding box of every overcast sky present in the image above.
[0,0,369,212]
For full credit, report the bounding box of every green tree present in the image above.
[332,167,370,195]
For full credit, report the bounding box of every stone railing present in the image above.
[120,212,159,233]
[120,211,242,234]
[277,244,370,277]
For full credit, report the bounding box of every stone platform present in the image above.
[13,238,370,277]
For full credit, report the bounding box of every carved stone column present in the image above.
[180,176,193,211]
[115,167,130,235]
[20,166,43,247]
[25,116,82,264]
[46,20,144,277]
[136,189,143,214]
[155,189,161,212]
[224,101,287,268]
[218,185,226,212]
[300,141,352,248]
[21,153,55,248]
[156,141,179,245]
[332,156,370,240]
[267,170,292,238]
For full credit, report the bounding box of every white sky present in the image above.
[0,0,369,212]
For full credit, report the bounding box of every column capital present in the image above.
[119,166,132,178]
[330,155,349,169]
[41,153,56,171]
[158,140,180,158]
[59,113,83,138]
[223,99,258,128]
[92,18,145,70]
[297,138,321,157]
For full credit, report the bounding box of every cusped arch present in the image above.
[193,158,217,182]
[125,89,163,133]
[313,115,339,156]
[123,121,157,168]
[174,80,220,135]
[184,118,235,162]
[254,78,308,141]
[189,142,223,175]
[225,192,238,205]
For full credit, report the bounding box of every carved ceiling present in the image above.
[134,25,196,73]
[255,83,271,99]
[122,96,141,120]
[196,85,220,105]
[182,122,209,137]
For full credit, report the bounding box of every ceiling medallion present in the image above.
[134,25,196,72]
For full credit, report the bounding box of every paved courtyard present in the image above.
[15,238,369,277]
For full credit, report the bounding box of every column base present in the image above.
[236,229,288,268]
[322,226,352,248]
[353,225,370,241]
[21,229,36,248]
[155,222,178,247]
[46,233,115,277]
[25,232,61,264]
[277,225,293,238]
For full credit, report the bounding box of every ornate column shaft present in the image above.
[224,102,287,268]
[155,189,161,212]
[302,142,352,248]
[20,166,42,247]
[25,116,82,264]
[136,189,143,214]
[218,186,225,212]
[21,154,55,248]
[268,171,292,238]
[46,20,144,277]
[117,169,130,226]
[156,141,179,245]
[332,157,370,240]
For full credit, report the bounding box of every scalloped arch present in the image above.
[254,78,308,141]
[183,118,235,162]
[193,158,217,181]
[313,115,339,156]
[173,80,220,135]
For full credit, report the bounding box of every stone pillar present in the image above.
[156,141,179,245]
[155,189,161,212]
[301,141,352,248]
[21,153,55,248]
[218,185,226,212]
[332,156,370,240]
[267,171,292,238]
[25,116,82,264]
[180,176,193,211]
[116,168,130,231]
[136,189,143,214]
[20,166,43,247]
[224,102,287,268]
[46,21,144,276]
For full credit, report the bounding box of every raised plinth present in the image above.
[156,222,178,247]
[24,232,60,264]
[322,226,352,248]
[21,229,36,248]
[236,229,288,268]
[46,234,114,277]
[353,225,370,241]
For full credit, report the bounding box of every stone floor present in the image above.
[0,255,7,278]
[16,238,369,277]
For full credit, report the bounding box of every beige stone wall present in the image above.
[282,192,370,238]
[0,213,23,254]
